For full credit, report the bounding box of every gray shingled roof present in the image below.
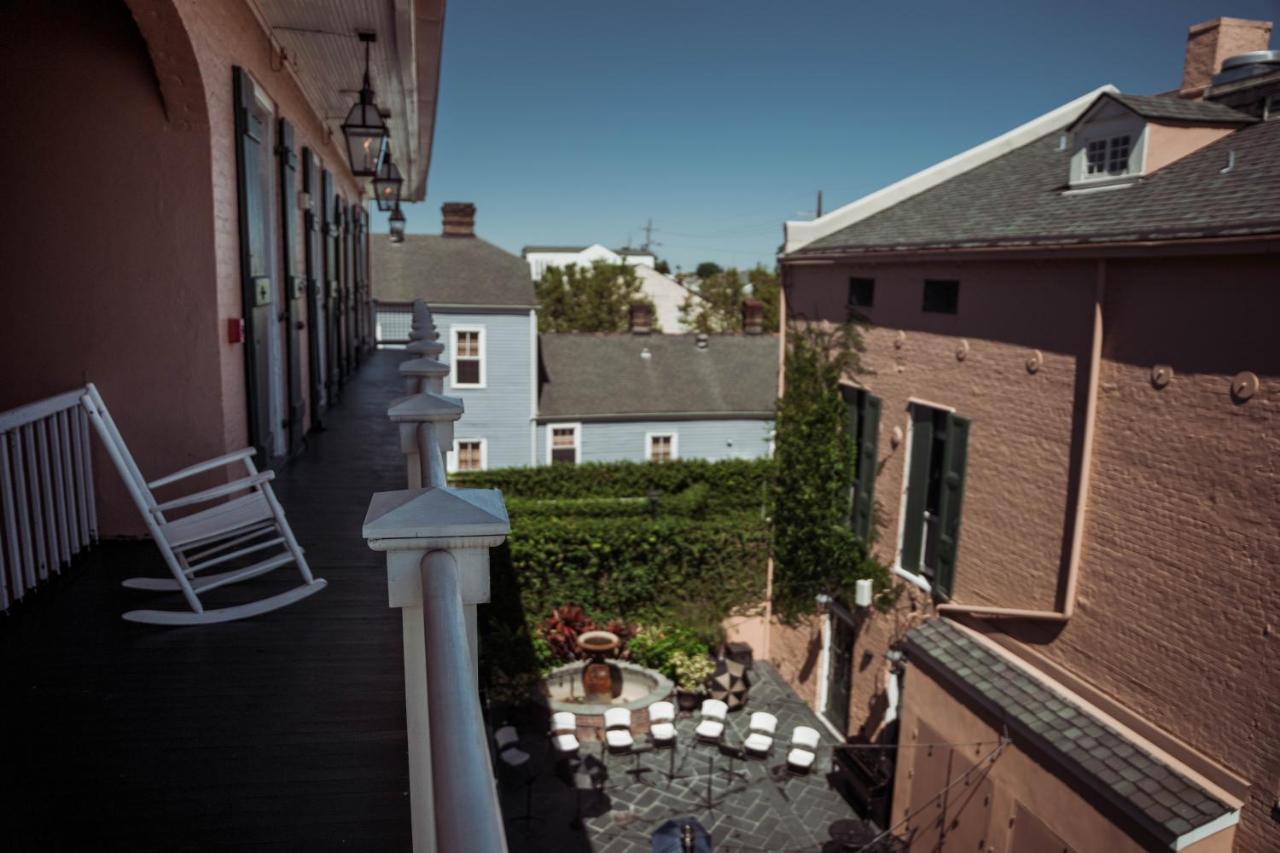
[521,245,588,255]
[372,235,536,308]
[1096,92,1257,126]
[793,113,1280,255]
[906,620,1233,848]
[538,333,778,420]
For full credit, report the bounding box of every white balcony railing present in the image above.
[0,388,99,611]
[362,300,510,853]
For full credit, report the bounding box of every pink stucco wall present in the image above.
[0,0,365,536]
[774,250,1279,852]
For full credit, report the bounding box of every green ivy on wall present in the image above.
[769,322,890,625]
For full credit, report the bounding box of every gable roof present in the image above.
[537,333,778,420]
[906,619,1236,849]
[783,85,1117,253]
[789,115,1280,256]
[1075,92,1258,127]
[372,235,536,308]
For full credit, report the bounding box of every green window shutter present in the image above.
[900,406,934,572]
[933,414,970,600]
[840,385,861,518]
[852,394,880,540]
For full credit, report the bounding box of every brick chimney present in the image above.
[1180,17,1273,97]
[741,298,764,335]
[629,302,652,335]
[441,202,476,238]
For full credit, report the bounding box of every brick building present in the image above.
[767,18,1279,853]
[0,0,444,536]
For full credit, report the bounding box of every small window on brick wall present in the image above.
[922,280,959,314]
[848,277,875,309]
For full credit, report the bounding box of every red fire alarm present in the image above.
[227,317,245,344]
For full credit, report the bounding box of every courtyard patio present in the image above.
[494,664,883,853]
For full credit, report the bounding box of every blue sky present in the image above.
[378,0,1276,272]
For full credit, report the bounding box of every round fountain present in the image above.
[536,631,674,725]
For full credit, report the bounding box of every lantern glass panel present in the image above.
[342,100,388,177]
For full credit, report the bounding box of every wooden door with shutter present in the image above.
[277,118,304,455]
[343,203,356,375]
[232,67,277,464]
[302,148,326,429]
[335,198,350,387]
[321,172,341,401]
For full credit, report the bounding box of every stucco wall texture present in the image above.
[0,0,364,536]
[770,253,1279,852]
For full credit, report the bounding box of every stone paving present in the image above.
[494,663,890,852]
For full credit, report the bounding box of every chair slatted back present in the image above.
[81,384,158,518]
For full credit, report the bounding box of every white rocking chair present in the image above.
[81,384,326,625]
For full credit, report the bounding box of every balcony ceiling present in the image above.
[257,0,445,202]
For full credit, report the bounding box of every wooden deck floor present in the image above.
[0,351,413,851]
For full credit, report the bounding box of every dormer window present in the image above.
[1085,135,1131,177]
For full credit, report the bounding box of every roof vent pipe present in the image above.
[695,333,709,351]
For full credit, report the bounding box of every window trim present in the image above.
[645,431,678,463]
[546,422,581,465]
[449,437,488,473]
[450,325,486,389]
[892,408,933,593]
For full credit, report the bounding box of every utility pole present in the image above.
[639,219,660,252]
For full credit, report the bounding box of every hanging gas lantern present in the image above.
[341,32,389,177]
[373,150,403,212]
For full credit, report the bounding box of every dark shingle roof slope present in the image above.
[1104,92,1258,125]
[373,235,536,308]
[521,245,587,255]
[794,115,1280,255]
[906,619,1233,848]
[538,333,778,420]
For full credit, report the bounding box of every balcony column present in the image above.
[388,391,463,489]
[364,486,510,853]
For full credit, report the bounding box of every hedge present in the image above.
[453,457,772,513]
[500,511,768,630]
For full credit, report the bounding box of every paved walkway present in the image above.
[496,663,878,852]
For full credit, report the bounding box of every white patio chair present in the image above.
[494,725,529,768]
[648,701,677,747]
[695,698,728,743]
[743,711,778,756]
[550,711,580,756]
[787,725,821,773]
[81,384,326,625]
[603,707,635,752]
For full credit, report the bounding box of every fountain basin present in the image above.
[538,660,674,717]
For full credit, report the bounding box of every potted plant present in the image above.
[669,650,715,711]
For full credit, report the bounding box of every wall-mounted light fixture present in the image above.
[373,149,403,212]
[341,32,389,177]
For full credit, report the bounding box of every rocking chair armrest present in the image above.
[148,448,258,489]
[153,472,274,512]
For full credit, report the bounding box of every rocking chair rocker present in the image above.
[81,384,326,625]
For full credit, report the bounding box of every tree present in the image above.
[768,320,888,625]
[695,261,723,279]
[654,259,671,274]
[747,265,781,332]
[679,264,781,334]
[535,261,656,333]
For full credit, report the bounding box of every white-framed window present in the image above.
[646,432,677,462]
[1085,134,1131,177]
[546,423,581,465]
[451,326,485,388]
[449,438,486,473]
